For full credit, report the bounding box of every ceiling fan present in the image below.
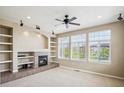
[55,15,80,28]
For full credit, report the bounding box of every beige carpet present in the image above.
[1,67,124,87]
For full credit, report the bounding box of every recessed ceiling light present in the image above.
[97,16,103,19]
[26,16,31,19]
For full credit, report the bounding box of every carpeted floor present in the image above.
[1,67,124,87]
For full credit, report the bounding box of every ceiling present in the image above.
[0,6,124,34]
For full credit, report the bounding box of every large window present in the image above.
[71,34,86,60]
[58,37,69,59]
[89,30,111,63]
[58,30,111,64]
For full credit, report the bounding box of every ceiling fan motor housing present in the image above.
[64,15,69,24]
[64,19,69,24]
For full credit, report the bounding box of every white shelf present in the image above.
[18,61,34,65]
[18,56,34,59]
[0,60,12,64]
[50,51,56,52]
[18,49,49,52]
[0,42,12,45]
[0,50,12,53]
[0,34,12,38]
[50,46,56,48]
[0,69,10,72]
[51,35,56,38]
[50,42,56,44]
[50,56,56,58]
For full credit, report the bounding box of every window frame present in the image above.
[57,30,112,64]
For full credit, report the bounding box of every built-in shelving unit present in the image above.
[17,52,34,70]
[50,35,57,63]
[0,25,13,72]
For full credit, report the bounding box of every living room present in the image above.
[0,6,124,87]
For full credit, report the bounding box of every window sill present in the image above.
[89,60,111,65]
[58,58,111,65]
[71,59,87,61]
[58,58,87,62]
[58,58,69,60]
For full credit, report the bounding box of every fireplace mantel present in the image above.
[17,49,49,53]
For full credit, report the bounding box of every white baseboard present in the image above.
[60,65,124,80]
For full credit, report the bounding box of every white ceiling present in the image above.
[0,6,124,34]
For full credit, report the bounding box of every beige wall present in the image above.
[14,29,48,51]
[57,21,124,78]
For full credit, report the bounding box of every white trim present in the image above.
[58,58,70,60]
[0,60,12,64]
[70,58,87,61]
[60,65,124,80]
[0,34,13,38]
[88,60,111,65]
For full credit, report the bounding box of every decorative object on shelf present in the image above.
[52,30,55,35]
[117,13,123,21]
[20,20,24,26]
[55,15,80,28]
[36,25,40,30]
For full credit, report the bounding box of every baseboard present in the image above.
[60,65,124,80]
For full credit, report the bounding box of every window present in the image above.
[71,34,86,60]
[89,30,111,63]
[58,37,69,59]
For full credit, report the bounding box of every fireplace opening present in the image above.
[38,55,48,67]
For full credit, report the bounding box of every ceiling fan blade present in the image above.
[69,22,80,26]
[55,18,63,22]
[69,17,77,22]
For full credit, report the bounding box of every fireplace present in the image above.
[38,55,48,67]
